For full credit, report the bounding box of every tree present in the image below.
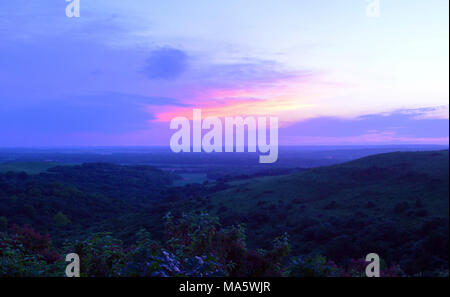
[53,212,70,227]
[0,216,7,232]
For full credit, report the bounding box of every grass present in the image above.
[0,162,60,174]
[172,173,211,187]
[207,150,449,253]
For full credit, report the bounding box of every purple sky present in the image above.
[0,0,448,146]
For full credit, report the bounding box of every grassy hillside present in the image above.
[0,150,447,275]
[0,163,179,242]
[0,162,60,174]
[206,150,449,273]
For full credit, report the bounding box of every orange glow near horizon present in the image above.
[148,76,325,124]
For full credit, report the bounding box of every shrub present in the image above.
[0,216,7,232]
[53,212,70,227]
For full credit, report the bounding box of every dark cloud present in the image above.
[282,108,449,139]
[142,48,188,80]
[0,92,187,135]
[207,59,311,82]
[193,58,315,90]
[89,92,191,107]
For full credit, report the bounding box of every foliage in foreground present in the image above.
[0,212,434,277]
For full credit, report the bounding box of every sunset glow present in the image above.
[0,0,448,146]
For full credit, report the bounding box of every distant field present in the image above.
[0,162,60,174]
[172,173,212,187]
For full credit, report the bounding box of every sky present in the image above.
[0,0,448,146]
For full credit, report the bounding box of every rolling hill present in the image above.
[0,162,60,174]
[206,150,449,274]
[0,150,448,275]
